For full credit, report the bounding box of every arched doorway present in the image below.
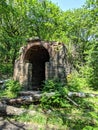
[24,45,50,89]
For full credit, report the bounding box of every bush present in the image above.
[4,79,22,98]
[0,63,13,77]
[40,79,69,109]
[67,68,90,92]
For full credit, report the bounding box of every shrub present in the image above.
[0,63,13,77]
[40,79,69,109]
[67,69,89,92]
[4,79,21,98]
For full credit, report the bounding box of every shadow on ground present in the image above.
[0,116,39,130]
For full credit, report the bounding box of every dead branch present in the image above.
[66,96,79,107]
[68,92,98,97]
[0,102,36,116]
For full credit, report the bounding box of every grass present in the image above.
[12,111,67,130]
[0,81,98,129]
[8,95,98,130]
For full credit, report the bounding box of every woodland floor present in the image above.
[0,117,33,130]
[0,117,44,130]
[0,116,60,130]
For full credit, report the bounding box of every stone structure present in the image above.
[13,39,69,90]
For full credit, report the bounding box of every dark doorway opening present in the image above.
[32,61,45,87]
[25,45,49,89]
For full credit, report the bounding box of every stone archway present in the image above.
[14,39,68,90]
[24,45,50,89]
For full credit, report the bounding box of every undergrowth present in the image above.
[1,74,98,129]
[7,76,98,130]
[0,79,22,98]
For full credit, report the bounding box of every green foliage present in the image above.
[14,112,46,125]
[11,97,98,130]
[42,79,66,92]
[0,90,5,98]
[86,42,98,89]
[67,70,88,92]
[0,0,98,129]
[0,0,66,77]
[0,63,13,77]
[4,79,22,98]
[40,79,69,109]
[0,0,98,91]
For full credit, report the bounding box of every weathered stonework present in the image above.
[13,39,69,90]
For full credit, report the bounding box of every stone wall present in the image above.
[45,43,67,82]
[13,39,70,90]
